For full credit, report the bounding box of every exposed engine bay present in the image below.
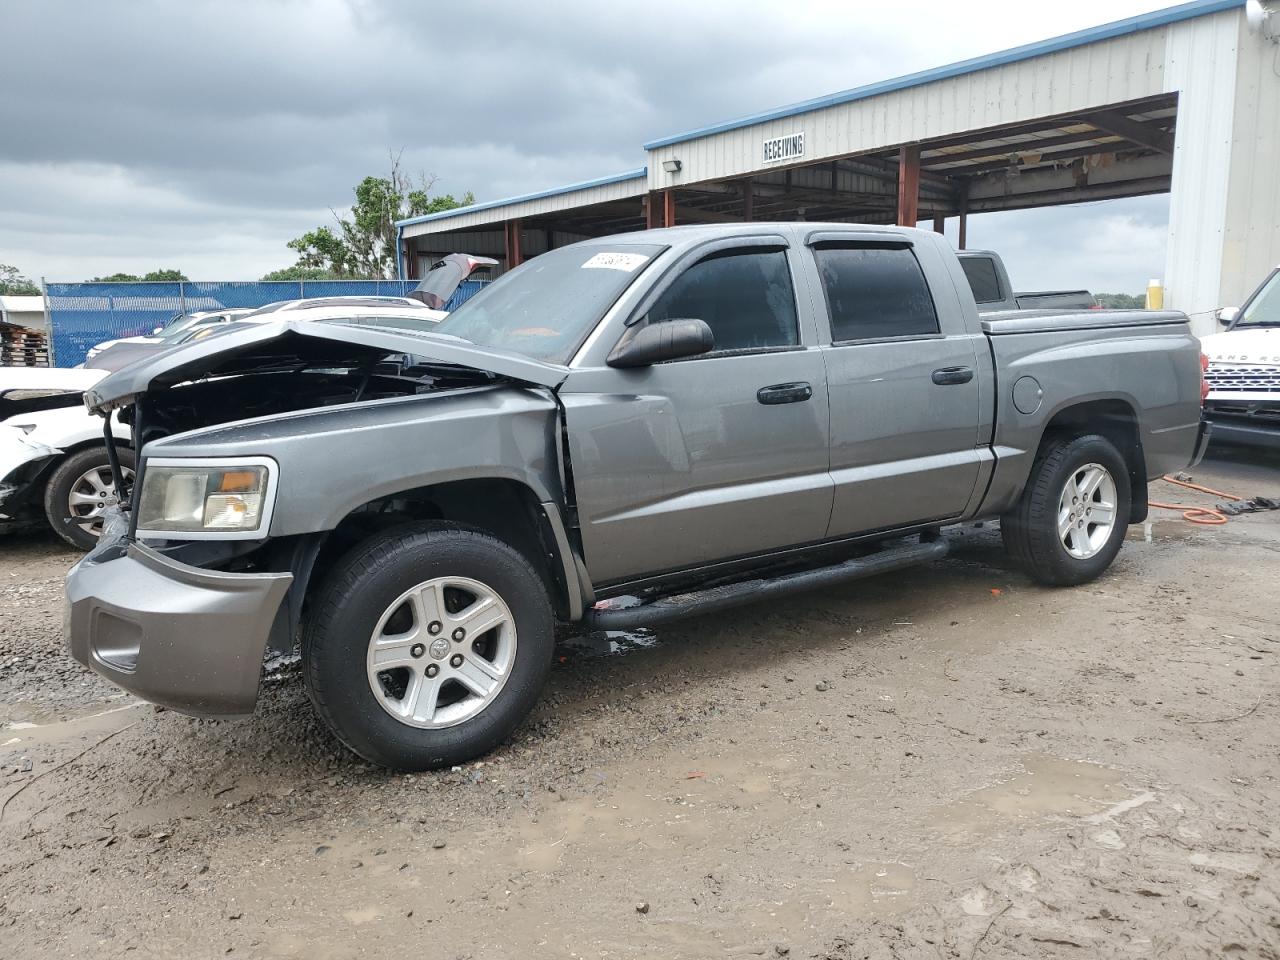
[127,360,498,446]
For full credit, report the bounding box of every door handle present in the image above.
[931,366,974,386]
[757,381,813,405]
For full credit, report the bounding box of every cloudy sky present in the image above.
[1,0,1173,292]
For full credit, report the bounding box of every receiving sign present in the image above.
[762,132,805,164]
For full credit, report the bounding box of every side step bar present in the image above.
[581,538,949,631]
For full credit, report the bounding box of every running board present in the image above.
[582,538,949,631]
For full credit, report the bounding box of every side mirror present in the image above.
[1217,306,1239,328]
[606,318,714,368]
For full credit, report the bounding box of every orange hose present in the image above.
[1148,474,1243,525]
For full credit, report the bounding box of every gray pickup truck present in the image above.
[65,224,1208,770]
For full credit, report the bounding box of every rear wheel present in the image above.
[303,525,554,771]
[43,446,135,550]
[1001,433,1131,586]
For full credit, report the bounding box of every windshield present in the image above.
[1235,268,1280,328]
[432,243,665,363]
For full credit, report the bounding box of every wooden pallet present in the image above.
[0,325,51,367]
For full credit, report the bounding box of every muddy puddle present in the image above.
[933,754,1141,839]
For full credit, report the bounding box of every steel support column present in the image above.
[504,219,523,269]
[647,190,677,228]
[957,182,969,250]
[896,145,920,227]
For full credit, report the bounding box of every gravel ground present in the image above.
[1,445,1278,959]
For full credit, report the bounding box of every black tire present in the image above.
[303,524,555,771]
[43,445,136,550]
[1001,433,1131,586]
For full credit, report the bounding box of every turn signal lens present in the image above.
[218,470,258,493]
[1200,352,1210,403]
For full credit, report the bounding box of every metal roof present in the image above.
[642,0,1245,149]
[395,168,648,229]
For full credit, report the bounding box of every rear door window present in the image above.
[647,248,799,353]
[959,256,1004,304]
[812,244,940,342]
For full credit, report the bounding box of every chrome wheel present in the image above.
[366,576,516,729]
[67,464,134,538]
[1057,462,1117,560]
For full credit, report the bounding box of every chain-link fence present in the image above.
[45,279,488,367]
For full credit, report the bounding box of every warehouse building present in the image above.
[397,0,1280,335]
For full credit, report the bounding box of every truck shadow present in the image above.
[0,518,1194,847]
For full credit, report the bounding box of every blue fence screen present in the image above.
[46,279,487,367]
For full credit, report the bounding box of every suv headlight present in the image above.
[135,457,278,539]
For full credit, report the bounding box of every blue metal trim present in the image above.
[642,0,1245,149]
[395,223,405,280]
[395,167,648,228]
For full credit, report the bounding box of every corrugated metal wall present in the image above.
[1162,10,1241,333]
[412,229,595,278]
[645,31,1171,189]
[1220,11,1280,312]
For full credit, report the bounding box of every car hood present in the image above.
[1200,327,1280,365]
[0,366,107,394]
[83,317,569,411]
[0,367,110,420]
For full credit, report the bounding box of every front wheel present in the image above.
[1001,433,1131,586]
[303,525,554,771]
[43,446,136,550]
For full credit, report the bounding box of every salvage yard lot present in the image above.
[1,448,1278,959]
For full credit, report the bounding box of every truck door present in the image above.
[803,234,985,537]
[559,238,832,587]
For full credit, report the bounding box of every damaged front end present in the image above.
[68,317,571,717]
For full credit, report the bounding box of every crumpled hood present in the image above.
[83,318,569,412]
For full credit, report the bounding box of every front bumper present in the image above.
[66,526,292,717]
[1204,398,1280,450]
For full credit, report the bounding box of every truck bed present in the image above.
[976,307,1202,520]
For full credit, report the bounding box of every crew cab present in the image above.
[64,224,1207,771]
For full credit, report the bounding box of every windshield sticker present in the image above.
[581,252,650,272]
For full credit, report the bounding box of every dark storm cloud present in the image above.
[0,0,1170,282]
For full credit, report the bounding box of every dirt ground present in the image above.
[1,446,1278,959]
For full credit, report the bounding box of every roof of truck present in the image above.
[583,222,932,245]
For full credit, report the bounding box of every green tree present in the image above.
[90,269,189,282]
[143,268,188,281]
[1095,292,1145,309]
[0,264,40,296]
[283,154,472,279]
[260,265,343,281]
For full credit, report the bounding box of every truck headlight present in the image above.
[135,457,278,538]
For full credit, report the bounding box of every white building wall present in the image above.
[1219,9,1280,313]
[1161,10,1242,334]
